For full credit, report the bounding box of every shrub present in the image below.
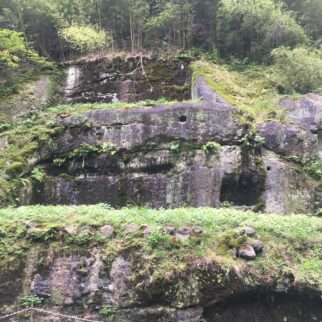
[21,295,43,307]
[272,46,322,93]
[202,141,221,154]
[59,24,110,53]
[304,158,322,183]
[31,167,46,182]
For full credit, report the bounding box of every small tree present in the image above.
[59,24,110,54]
[272,46,322,93]
[0,28,49,68]
[0,29,29,68]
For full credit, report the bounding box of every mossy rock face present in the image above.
[0,58,320,214]
[29,101,247,209]
[64,56,192,104]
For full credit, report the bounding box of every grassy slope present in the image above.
[191,60,292,125]
[0,205,321,291]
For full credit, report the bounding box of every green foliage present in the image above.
[53,142,117,167]
[216,0,307,60]
[170,141,181,153]
[59,24,110,52]
[147,231,174,249]
[46,98,173,115]
[221,200,234,208]
[69,234,92,246]
[191,60,286,126]
[1,0,321,61]
[31,167,46,182]
[0,123,11,133]
[6,161,25,175]
[99,305,117,316]
[202,141,221,154]
[145,0,194,49]
[0,28,52,99]
[0,29,50,68]
[272,46,322,93]
[0,29,26,68]
[254,135,266,145]
[21,295,43,307]
[304,159,322,183]
[28,227,57,242]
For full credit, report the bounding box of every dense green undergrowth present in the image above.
[0,205,321,291]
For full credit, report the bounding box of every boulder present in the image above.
[239,246,257,260]
[176,227,193,241]
[242,227,256,237]
[100,225,114,237]
[257,122,317,161]
[141,224,153,235]
[125,223,139,233]
[263,151,317,215]
[251,239,263,254]
[163,226,176,235]
[64,225,78,235]
[279,94,322,132]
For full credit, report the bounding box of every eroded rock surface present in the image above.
[262,151,317,214]
[279,94,322,132]
[32,102,251,208]
[1,244,320,322]
[258,122,317,161]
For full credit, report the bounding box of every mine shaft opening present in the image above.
[219,172,264,207]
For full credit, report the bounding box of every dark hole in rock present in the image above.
[220,171,264,206]
[266,166,271,171]
[179,115,187,123]
[203,290,322,322]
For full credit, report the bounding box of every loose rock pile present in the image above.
[231,227,263,261]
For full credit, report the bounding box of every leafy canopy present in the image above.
[216,0,307,60]
[272,46,322,93]
[0,28,49,68]
[0,29,28,68]
[59,24,110,52]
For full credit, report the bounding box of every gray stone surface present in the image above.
[279,94,322,132]
[262,151,317,214]
[257,121,317,161]
[192,76,234,110]
[239,246,257,260]
[242,227,256,237]
[100,225,114,237]
[1,240,319,322]
[252,239,263,254]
